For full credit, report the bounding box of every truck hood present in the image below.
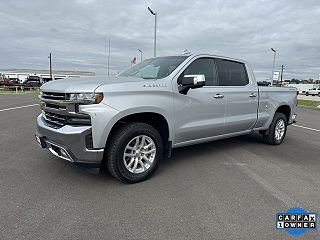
[40,75,146,93]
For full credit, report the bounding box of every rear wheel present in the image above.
[305,92,309,96]
[318,93,320,97]
[263,112,287,145]
[105,122,163,183]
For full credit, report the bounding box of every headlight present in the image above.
[67,92,104,104]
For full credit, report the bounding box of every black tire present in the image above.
[318,93,320,97]
[305,92,309,96]
[263,112,287,145]
[105,122,163,183]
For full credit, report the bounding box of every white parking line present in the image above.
[293,124,320,132]
[0,104,38,112]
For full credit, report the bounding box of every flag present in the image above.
[131,57,136,64]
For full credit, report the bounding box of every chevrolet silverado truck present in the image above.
[35,54,297,183]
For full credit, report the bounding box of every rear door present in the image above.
[215,59,258,134]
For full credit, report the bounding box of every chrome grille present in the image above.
[43,111,66,126]
[45,103,67,110]
[42,92,66,100]
[39,92,91,128]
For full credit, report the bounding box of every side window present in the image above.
[180,58,218,86]
[215,59,249,86]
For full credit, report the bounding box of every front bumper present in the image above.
[35,114,104,167]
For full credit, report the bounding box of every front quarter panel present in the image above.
[79,103,119,148]
[89,78,174,148]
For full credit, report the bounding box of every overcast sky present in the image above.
[0,0,320,80]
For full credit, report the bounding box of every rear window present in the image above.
[215,59,249,86]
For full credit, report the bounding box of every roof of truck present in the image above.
[159,51,247,64]
[186,53,247,64]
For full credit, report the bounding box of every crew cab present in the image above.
[35,54,297,183]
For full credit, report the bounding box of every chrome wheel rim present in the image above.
[275,119,285,141]
[123,135,156,174]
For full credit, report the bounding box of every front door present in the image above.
[173,58,226,145]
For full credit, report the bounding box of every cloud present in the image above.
[75,0,95,4]
[0,0,319,80]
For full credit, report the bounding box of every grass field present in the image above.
[298,99,320,108]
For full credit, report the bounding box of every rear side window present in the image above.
[215,59,249,86]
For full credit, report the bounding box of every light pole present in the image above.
[271,48,276,86]
[48,53,52,80]
[107,39,111,76]
[280,64,284,85]
[148,7,157,57]
[138,49,143,62]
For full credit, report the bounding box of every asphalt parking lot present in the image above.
[1,93,319,239]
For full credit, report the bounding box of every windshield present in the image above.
[119,56,188,79]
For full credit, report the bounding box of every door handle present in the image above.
[213,94,224,99]
[249,93,257,98]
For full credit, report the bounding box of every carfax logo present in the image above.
[276,207,317,236]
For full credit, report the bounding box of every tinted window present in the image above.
[215,59,249,86]
[180,58,218,86]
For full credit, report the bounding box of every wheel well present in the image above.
[276,105,291,122]
[107,112,170,147]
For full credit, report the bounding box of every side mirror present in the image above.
[178,74,205,94]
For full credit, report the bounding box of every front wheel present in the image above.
[263,112,287,145]
[105,122,163,183]
[305,92,309,96]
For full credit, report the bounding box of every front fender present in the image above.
[101,106,173,146]
[81,104,173,149]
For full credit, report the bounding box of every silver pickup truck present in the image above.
[35,53,297,183]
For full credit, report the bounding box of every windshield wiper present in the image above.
[141,77,157,79]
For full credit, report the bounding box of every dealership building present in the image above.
[0,69,95,83]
